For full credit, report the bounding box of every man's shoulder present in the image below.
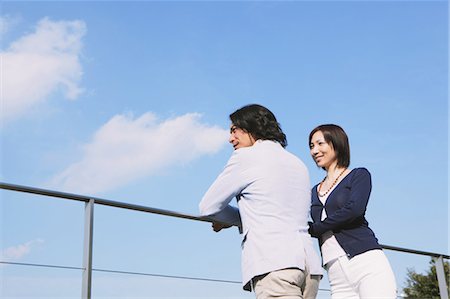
[228,141,274,163]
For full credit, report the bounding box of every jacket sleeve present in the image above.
[310,168,371,236]
[198,151,246,227]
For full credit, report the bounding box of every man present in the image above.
[199,104,322,299]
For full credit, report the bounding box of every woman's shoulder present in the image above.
[348,167,372,183]
[351,167,371,176]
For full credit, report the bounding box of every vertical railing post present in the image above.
[433,255,449,299]
[81,199,94,299]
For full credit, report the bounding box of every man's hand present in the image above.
[212,222,232,232]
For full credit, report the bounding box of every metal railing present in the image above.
[1,182,449,298]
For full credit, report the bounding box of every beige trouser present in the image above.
[253,268,321,299]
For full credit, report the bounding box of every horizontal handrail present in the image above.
[380,244,449,259]
[1,181,449,260]
[0,182,212,224]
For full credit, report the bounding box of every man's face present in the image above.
[229,125,255,150]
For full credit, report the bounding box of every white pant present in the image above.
[326,249,397,299]
[253,268,321,299]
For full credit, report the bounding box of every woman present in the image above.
[308,124,396,299]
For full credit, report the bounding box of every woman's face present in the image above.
[309,130,337,169]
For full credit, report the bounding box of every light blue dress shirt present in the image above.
[200,140,322,290]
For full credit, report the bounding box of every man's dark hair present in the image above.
[230,104,287,148]
[309,124,350,168]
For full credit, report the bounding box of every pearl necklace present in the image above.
[318,168,347,197]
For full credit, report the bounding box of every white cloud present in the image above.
[0,15,20,36]
[50,112,228,194]
[1,17,86,123]
[1,239,44,261]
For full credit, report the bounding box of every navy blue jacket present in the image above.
[309,167,381,258]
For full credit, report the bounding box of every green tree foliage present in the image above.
[403,259,449,298]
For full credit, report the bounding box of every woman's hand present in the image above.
[308,221,319,238]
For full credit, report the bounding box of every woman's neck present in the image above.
[325,164,346,181]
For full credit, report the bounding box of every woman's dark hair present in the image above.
[230,104,287,148]
[309,124,350,168]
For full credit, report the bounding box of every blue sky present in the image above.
[1,1,448,298]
